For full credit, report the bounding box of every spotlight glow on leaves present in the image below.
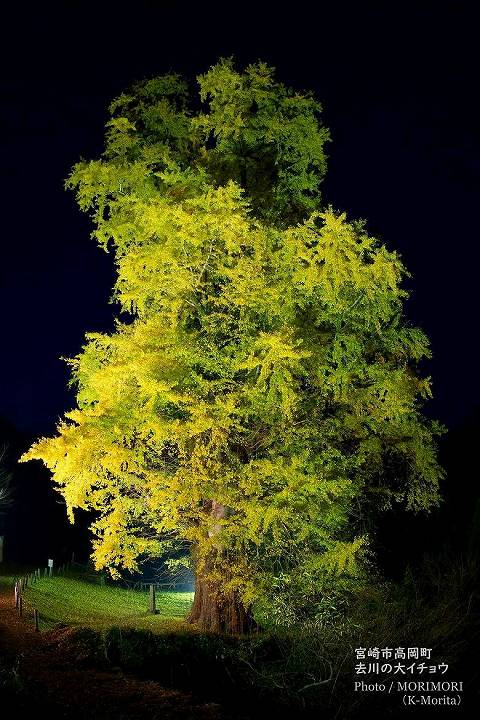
[23,60,443,619]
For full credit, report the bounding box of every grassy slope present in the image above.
[1,573,193,633]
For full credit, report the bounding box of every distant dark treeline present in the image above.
[0,417,91,567]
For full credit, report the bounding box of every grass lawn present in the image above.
[1,572,194,633]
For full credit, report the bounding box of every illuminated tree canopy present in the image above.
[23,59,443,632]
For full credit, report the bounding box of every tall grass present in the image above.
[1,553,477,717]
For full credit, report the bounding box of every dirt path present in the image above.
[0,581,229,719]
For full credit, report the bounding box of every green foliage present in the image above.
[22,59,444,617]
[194,58,329,224]
[5,553,476,717]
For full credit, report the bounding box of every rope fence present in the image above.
[12,559,194,630]
[12,565,62,632]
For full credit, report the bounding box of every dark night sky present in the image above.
[1,2,479,440]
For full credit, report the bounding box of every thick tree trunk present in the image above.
[188,565,256,634]
[187,501,256,634]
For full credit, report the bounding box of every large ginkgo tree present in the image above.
[23,59,443,633]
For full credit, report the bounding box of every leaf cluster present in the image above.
[23,60,443,607]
